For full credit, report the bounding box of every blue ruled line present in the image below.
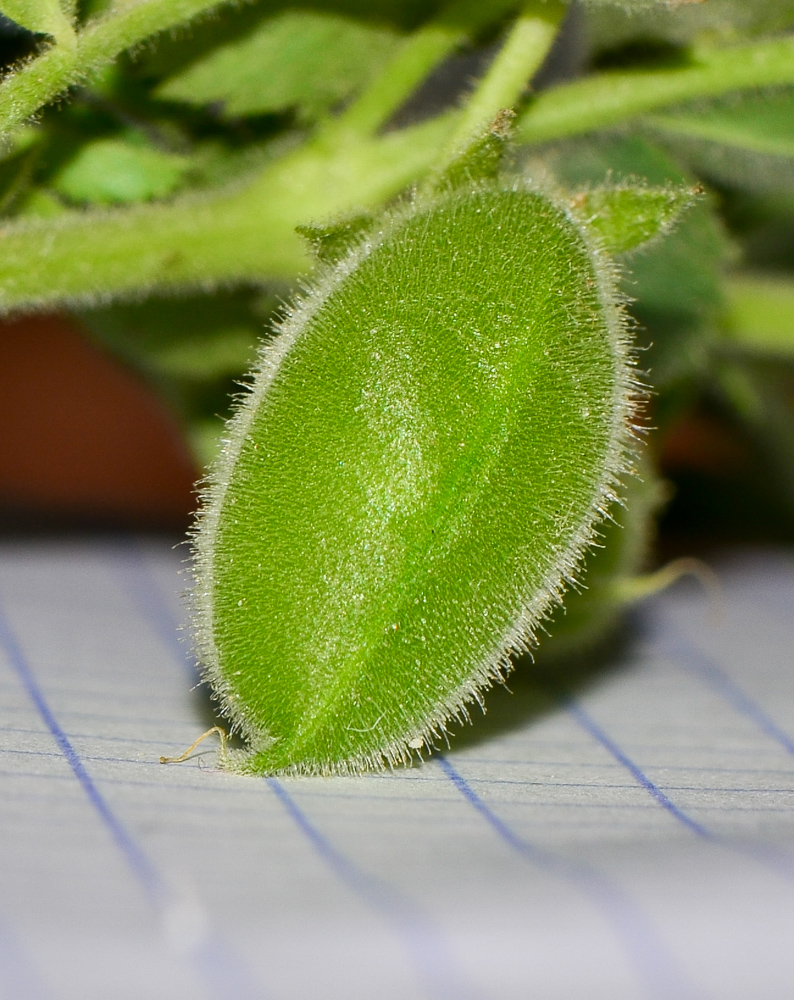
[109,539,198,681]
[0,593,266,1000]
[651,620,794,885]
[0,601,165,905]
[268,778,481,1000]
[0,914,58,1000]
[659,628,794,758]
[121,544,480,1000]
[562,641,794,889]
[437,755,708,1000]
[564,698,713,839]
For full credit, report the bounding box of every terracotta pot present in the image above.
[0,314,199,531]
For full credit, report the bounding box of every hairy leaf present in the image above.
[533,456,664,663]
[193,180,636,775]
[569,181,699,254]
[546,136,729,388]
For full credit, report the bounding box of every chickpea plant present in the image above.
[2,0,794,772]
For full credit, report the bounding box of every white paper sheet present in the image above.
[1,539,793,1000]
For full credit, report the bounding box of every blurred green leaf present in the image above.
[1,0,72,38]
[132,0,438,84]
[76,288,268,378]
[645,88,794,193]
[570,181,699,253]
[648,89,794,158]
[52,136,191,204]
[76,288,273,461]
[723,272,794,355]
[546,135,730,388]
[716,356,794,507]
[534,455,665,663]
[150,329,257,379]
[0,126,42,212]
[16,186,65,216]
[584,0,794,52]
[155,10,400,121]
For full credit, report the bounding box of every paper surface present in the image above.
[0,539,793,1000]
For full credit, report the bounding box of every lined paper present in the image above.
[0,540,793,1000]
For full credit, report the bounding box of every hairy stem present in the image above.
[331,0,516,139]
[445,0,564,155]
[0,0,234,137]
[0,114,456,312]
[517,35,794,145]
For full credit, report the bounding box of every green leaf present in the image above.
[1,0,72,39]
[16,187,66,216]
[296,212,376,264]
[151,332,257,379]
[584,0,794,52]
[130,0,433,84]
[76,287,272,461]
[546,136,730,388]
[0,125,41,213]
[645,88,794,194]
[581,0,682,10]
[716,357,794,509]
[0,0,246,140]
[533,455,664,664]
[52,136,190,204]
[516,35,794,146]
[723,272,794,355]
[569,181,700,254]
[77,288,267,380]
[156,11,399,121]
[430,107,513,191]
[192,180,636,775]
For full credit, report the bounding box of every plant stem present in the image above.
[444,0,564,157]
[331,0,516,140]
[0,0,233,137]
[0,114,457,312]
[517,35,794,144]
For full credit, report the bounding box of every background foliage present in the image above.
[1,0,793,608]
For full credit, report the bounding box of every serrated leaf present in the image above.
[645,88,794,194]
[1,0,71,38]
[53,137,190,205]
[156,10,399,121]
[569,182,699,254]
